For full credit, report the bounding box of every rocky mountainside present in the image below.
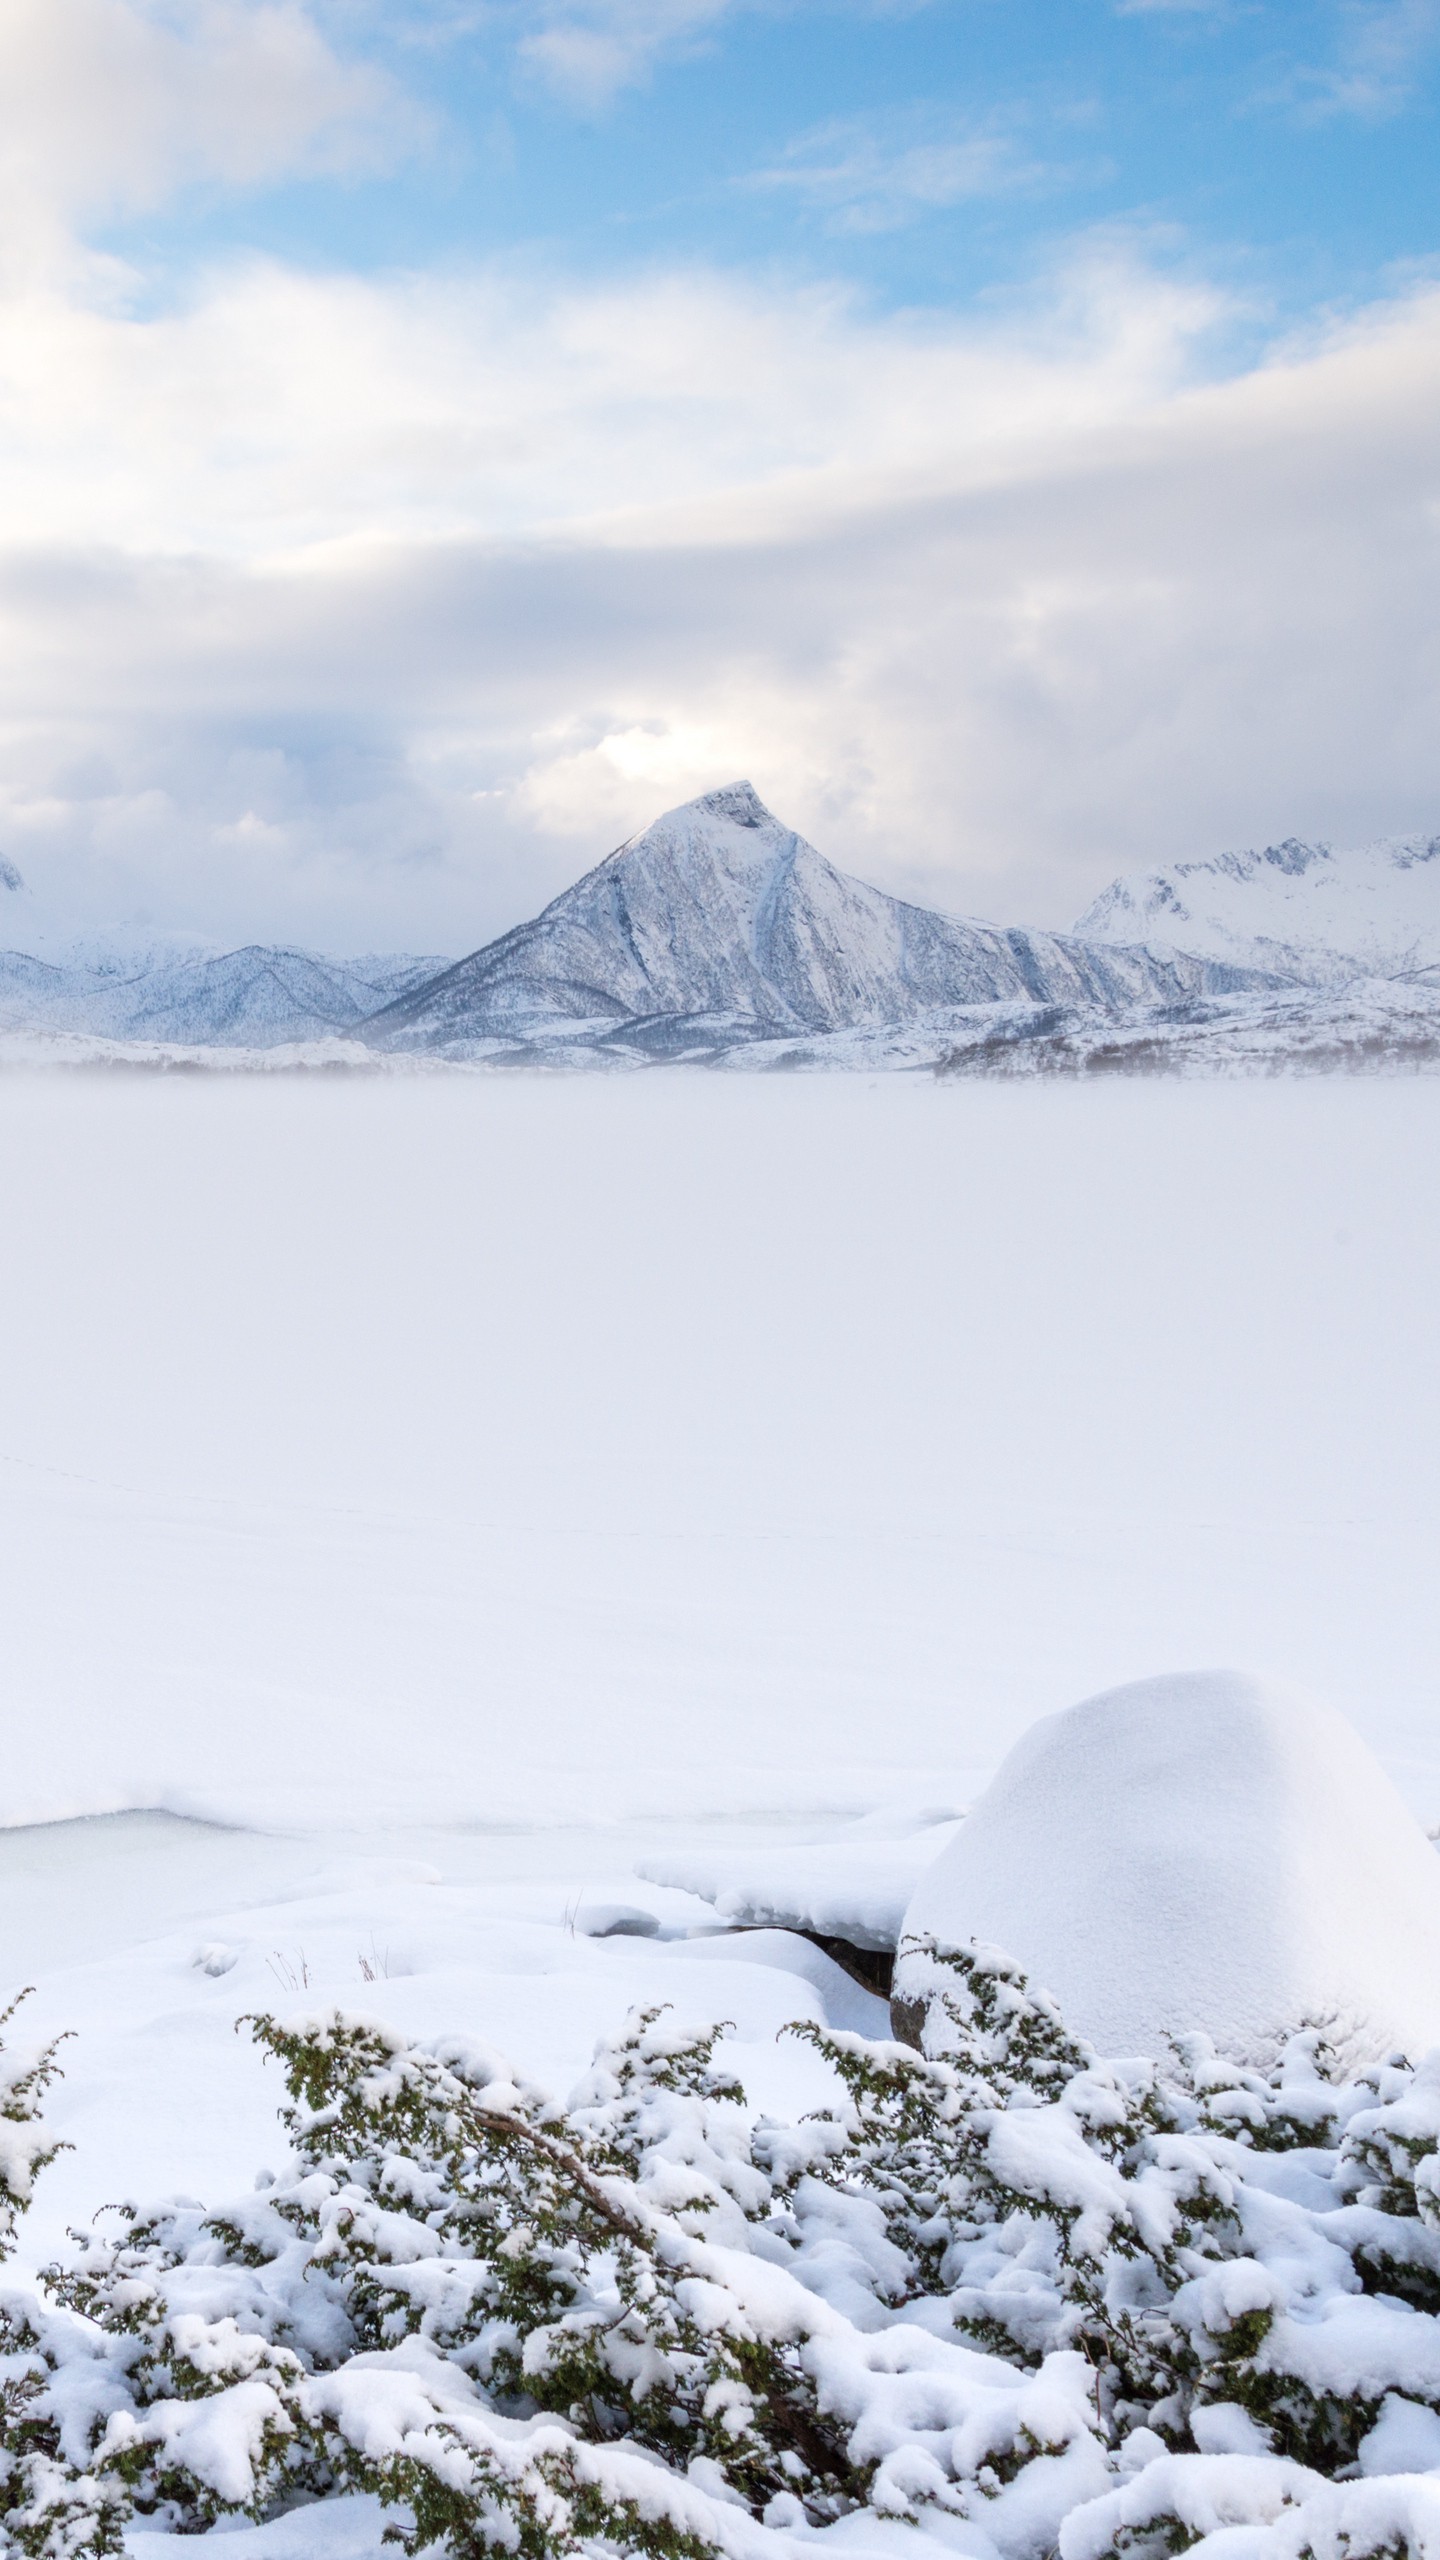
[1077,830,1440,987]
[365,782,1263,1060]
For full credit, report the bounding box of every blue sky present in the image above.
[0,0,1437,953]
[112,2,1440,329]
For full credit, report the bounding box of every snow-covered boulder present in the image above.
[893,1671,1440,2072]
[637,1829,959,1951]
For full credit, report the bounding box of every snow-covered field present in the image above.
[4,1070,1440,2560]
[2,1069,1437,2230]
[7,1071,1440,1832]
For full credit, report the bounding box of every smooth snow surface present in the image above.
[1077,831,1440,985]
[896,1672,1440,2071]
[3,1072,1440,1834]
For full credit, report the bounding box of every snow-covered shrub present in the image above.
[874,1947,1440,2475]
[1,1993,126,2560]
[0,1998,67,2267]
[14,1945,1440,2560]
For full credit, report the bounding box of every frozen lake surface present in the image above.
[5,1071,1439,1830]
[2,1069,1438,2253]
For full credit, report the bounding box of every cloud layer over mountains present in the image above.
[1,0,1437,959]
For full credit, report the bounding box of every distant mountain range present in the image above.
[1078,832,1440,988]
[0,931,448,1049]
[4,788,1438,1071]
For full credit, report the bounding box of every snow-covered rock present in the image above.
[1077,832,1440,988]
[893,1671,1440,2073]
[638,1830,961,1952]
[365,783,1253,1057]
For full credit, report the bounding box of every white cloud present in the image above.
[513,0,738,104]
[0,6,1432,966]
[748,112,1035,234]
[0,248,1227,560]
[1301,0,1440,115]
[0,0,406,263]
[0,205,1435,954]
[1118,0,1439,119]
[1243,0,1440,119]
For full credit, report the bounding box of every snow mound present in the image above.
[893,1671,1440,2072]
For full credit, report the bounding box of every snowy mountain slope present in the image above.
[365,782,1264,1056]
[0,941,452,1046]
[348,953,450,1002]
[117,947,400,1045]
[1077,830,1440,986]
[914,980,1440,1078]
[13,978,1435,1075]
[0,951,74,1016]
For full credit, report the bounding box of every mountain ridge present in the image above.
[364,780,1268,1061]
[1077,830,1440,987]
[0,939,453,1048]
[3,785,1438,1067]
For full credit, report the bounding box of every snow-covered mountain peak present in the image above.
[1077,827,1440,984]
[596,780,796,899]
[1382,831,1440,871]
[366,785,1263,1059]
[676,779,772,831]
[1230,838,1329,881]
[0,856,22,894]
